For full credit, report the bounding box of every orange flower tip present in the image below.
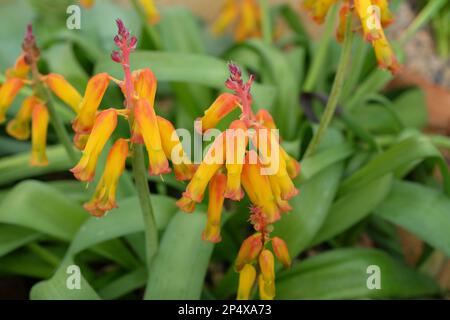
[70,166,95,183]
[278,201,293,213]
[224,188,244,201]
[281,186,299,201]
[235,233,263,271]
[272,237,291,268]
[83,203,108,217]
[201,230,222,243]
[176,196,196,213]
[148,162,171,176]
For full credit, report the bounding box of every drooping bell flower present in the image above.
[30,102,49,166]
[224,120,248,200]
[213,0,262,42]
[271,237,291,268]
[157,115,196,181]
[196,93,240,133]
[0,78,24,123]
[130,68,157,144]
[44,73,82,113]
[355,0,383,41]
[237,264,256,300]
[72,72,110,134]
[303,0,338,24]
[6,96,39,140]
[176,132,226,211]
[268,175,292,213]
[202,172,227,243]
[134,99,170,176]
[255,109,276,130]
[84,138,129,217]
[71,108,118,182]
[258,249,275,300]
[5,54,30,79]
[138,0,160,25]
[372,28,400,74]
[235,233,263,271]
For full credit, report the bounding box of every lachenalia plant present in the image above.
[176,63,300,300]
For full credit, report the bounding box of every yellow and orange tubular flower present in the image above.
[237,264,256,300]
[337,3,351,43]
[271,237,291,268]
[258,249,275,300]
[197,93,240,133]
[224,120,248,200]
[135,99,170,176]
[30,102,49,167]
[177,132,226,212]
[44,73,82,113]
[130,68,157,144]
[138,0,160,25]
[373,0,393,27]
[303,0,338,24]
[355,0,383,41]
[202,172,227,243]
[255,109,276,130]
[71,109,118,182]
[84,139,129,217]
[0,78,24,123]
[72,72,110,134]
[5,54,30,79]
[213,0,261,42]
[157,116,196,181]
[235,233,263,271]
[372,28,400,74]
[6,96,40,140]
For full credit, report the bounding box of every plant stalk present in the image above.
[304,11,353,158]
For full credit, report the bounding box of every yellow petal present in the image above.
[0,78,24,123]
[44,73,82,113]
[6,96,39,140]
[197,93,239,133]
[30,103,49,167]
[237,264,256,300]
[138,0,160,25]
[202,172,227,243]
[271,236,291,268]
[235,233,263,271]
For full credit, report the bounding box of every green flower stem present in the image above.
[303,4,338,92]
[130,0,162,50]
[131,144,158,268]
[304,11,353,158]
[31,68,78,164]
[259,0,272,45]
[399,0,448,46]
[27,242,60,267]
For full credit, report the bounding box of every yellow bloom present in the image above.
[241,151,280,223]
[213,0,261,42]
[79,0,94,8]
[235,233,263,271]
[268,175,292,213]
[131,68,157,144]
[255,109,276,130]
[30,102,49,167]
[202,172,227,243]
[135,99,170,176]
[372,28,400,74]
[72,73,110,134]
[303,0,338,24]
[0,78,24,123]
[138,0,160,25]
[373,0,394,27]
[271,236,291,268]
[197,93,240,133]
[6,96,39,140]
[355,0,382,41]
[177,132,226,210]
[71,109,118,182]
[258,249,275,300]
[44,73,82,113]
[157,115,196,181]
[84,138,129,217]
[224,120,248,200]
[5,54,30,79]
[237,264,256,300]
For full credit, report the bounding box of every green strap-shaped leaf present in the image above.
[144,211,214,300]
[375,180,450,257]
[276,248,440,299]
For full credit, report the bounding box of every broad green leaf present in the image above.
[276,248,440,299]
[375,180,450,257]
[0,225,40,258]
[311,175,393,246]
[145,211,214,300]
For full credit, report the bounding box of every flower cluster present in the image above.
[213,0,262,42]
[71,19,194,217]
[79,0,160,25]
[0,25,80,166]
[177,63,300,299]
[303,0,400,74]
